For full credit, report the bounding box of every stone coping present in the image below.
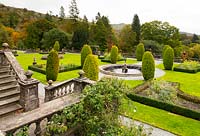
[99,64,142,77]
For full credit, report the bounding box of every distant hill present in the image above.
[0,3,59,30]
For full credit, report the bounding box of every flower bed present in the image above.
[174,61,200,73]
[127,80,200,120]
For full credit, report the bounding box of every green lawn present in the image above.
[16,52,137,83]
[120,97,200,136]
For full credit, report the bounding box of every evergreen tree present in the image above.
[69,0,79,21]
[59,6,65,19]
[72,20,89,50]
[131,14,141,45]
[192,34,199,43]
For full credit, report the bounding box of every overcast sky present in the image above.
[1,0,200,34]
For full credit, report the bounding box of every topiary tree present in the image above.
[135,43,145,61]
[163,47,174,70]
[83,54,99,81]
[110,45,118,64]
[142,51,155,80]
[81,44,92,68]
[46,49,59,81]
[162,45,171,58]
[53,41,60,51]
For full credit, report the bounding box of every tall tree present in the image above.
[25,19,56,49]
[69,0,79,21]
[192,34,199,43]
[131,14,141,45]
[59,6,65,19]
[71,17,89,50]
[118,25,136,53]
[141,20,180,48]
[89,13,117,51]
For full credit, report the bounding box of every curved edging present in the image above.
[99,64,142,77]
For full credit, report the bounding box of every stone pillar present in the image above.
[19,71,40,111]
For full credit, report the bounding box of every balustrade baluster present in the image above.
[34,120,42,136]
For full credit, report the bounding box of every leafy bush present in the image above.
[46,78,152,135]
[110,45,118,64]
[142,40,163,54]
[163,46,174,70]
[142,51,155,80]
[83,54,99,81]
[46,49,59,81]
[81,44,92,68]
[135,43,145,61]
[53,41,60,51]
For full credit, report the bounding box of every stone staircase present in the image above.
[0,65,22,117]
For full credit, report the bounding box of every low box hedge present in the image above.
[173,67,198,73]
[28,65,46,74]
[28,64,81,75]
[127,93,200,121]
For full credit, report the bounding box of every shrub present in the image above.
[162,45,171,57]
[46,49,59,81]
[81,44,92,68]
[163,46,174,70]
[135,43,145,61]
[110,45,118,64]
[83,54,99,81]
[53,41,60,51]
[142,51,155,80]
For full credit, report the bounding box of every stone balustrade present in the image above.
[45,77,95,102]
[0,93,82,136]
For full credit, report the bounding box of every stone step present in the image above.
[0,84,18,93]
[0,79,17,88]
[0,75,15,82]
[0,70,10,77]
[0,96,20,107]
[0,66,10,71]
[0,89,20,99]
[0,103,22,117]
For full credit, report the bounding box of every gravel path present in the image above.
[119,116,176,136]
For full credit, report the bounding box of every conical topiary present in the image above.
[81,44,92,68]
[83,54,99,81]
[110,45,118,64]
[46,49,59,81]
[142,51,155,80]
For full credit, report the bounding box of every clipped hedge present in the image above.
[163,46,174,70]
[110,45,118,64]
[83,54,99,81]
[135,43,145,61]
[142,51,155,80]
[28,65,46,74]
[46,49,59,81]
[81,44,92,68]
[173,67,199,73]
[127,93,200,121]
[53,41,60,51]
[28,64,81,75]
